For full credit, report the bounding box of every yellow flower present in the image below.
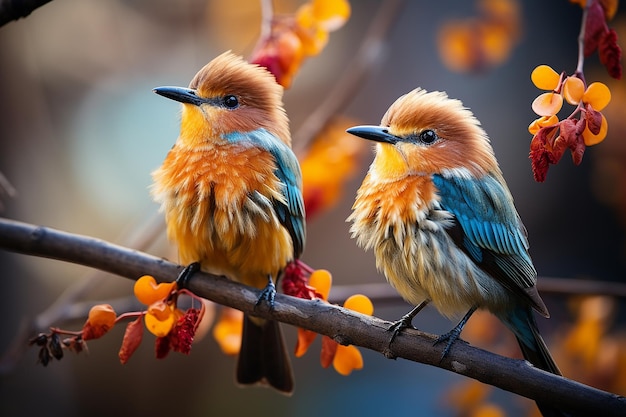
[583,82,611,111]
[331,294,373,375]
[531,64,560,90]
[133,275,180,337]
[528,114,559,135]
[531,92,564,117]
[563,76,585,105]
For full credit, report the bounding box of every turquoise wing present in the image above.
[432,173,536,294]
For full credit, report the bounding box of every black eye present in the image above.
[223,95,239,109]
[418,129,438,145]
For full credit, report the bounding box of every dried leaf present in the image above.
[29,333,48,346]
[529,126,555,182]
[320,335,338,368]
[119,316,144,365]
[569,134,586,165]
[49,333,64,360]
[599,29,622,79]
[62,337,87,355]
[584,1,609,57]
[155,335,171,359]
[295,328,318,357]
[170,309,200,355]
[585,104,603,135]
[38,346,51,366]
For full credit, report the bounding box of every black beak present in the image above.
[153,86,206,106]
[346,125,400,144]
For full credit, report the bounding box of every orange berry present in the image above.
[563,76,585,105]
[531,92,563,117]
[88,304,116,326]
[583,82,611,111]
[82,304,117,340]
[308,269,332,300]
[531,65,560,90]
[134,275,176,306]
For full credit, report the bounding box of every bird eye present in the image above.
[418,129,438,145]
[223,95,239,109]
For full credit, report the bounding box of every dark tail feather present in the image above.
[503,307,569,417]
[236,315,294,395]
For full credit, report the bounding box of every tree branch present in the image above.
[0,0,52,27]
[0,217,625,416]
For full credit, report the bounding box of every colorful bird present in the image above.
[348,88,564,416]
[151,51,305,394]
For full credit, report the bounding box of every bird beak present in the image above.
[346,125,400,144]
[153,86,206,106]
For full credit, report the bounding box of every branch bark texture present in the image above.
[0,217,625,416]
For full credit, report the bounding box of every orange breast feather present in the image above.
[152,142,294,288]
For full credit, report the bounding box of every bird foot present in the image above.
[388,314,416,345]
[255,278,277,311]
[387,300,430,347]
[382,317,414,360]
[433,327,463,362]
[433,306,476,361]
[175,262,201,289]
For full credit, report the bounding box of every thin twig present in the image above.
[0,212,164,373]
[258,0,273,44]
[292,0,407,155]
[0,217,625,415]
[575,0,590,78]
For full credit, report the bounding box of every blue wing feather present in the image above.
[432,173,536,292]
[224,129,306,259]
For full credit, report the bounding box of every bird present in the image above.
[151,51,305,394]
[347,88,565,416]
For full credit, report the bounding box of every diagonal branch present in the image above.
[0,0,53,27]
[292,0,407,155]
[0,217,625,416]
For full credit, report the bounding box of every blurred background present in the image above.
[1,1,625,416]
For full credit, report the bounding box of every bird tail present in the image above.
[502,307,569,417]
[236,315,294,395]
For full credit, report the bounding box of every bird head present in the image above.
[153,51,290,147]
[347,88,498,182]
